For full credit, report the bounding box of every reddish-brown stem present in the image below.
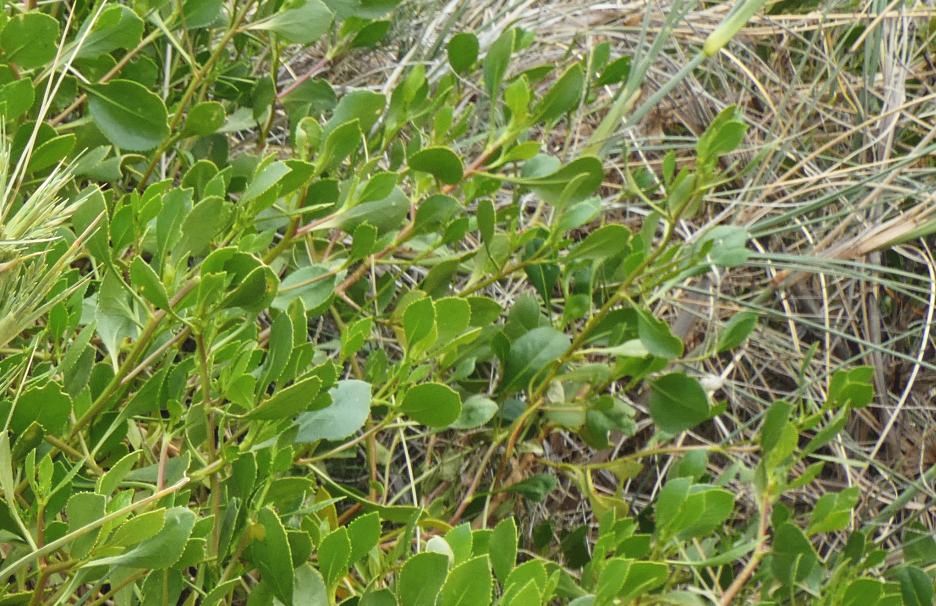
[337,503,364,525]
[441,148,496,195]
[720,494,772,605]
[277,57,330,100]
[449,439,500,525]
[51,29,163,125]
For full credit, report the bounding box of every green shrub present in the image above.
[0,1,932,605]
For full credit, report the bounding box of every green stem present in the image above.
[67,279,198,441]
[85,570,148,606]
[50,27,168,125]
[138,8,249,188]
[0,479,189,580]
[195,330,222,558]
[28,559,74,606]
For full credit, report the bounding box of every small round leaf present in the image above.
[447,33,479,74]
[184,101,226,137]
[400,383,462,428]
[408,146,464,185]
[1,12,60,70]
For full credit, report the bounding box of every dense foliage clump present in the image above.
[0,1,934,605]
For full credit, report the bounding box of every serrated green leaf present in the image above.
[325,89,385,134]
[107,509,167,549]
[348,512,380,562]
[320,527,351,589]
[434,297,471,345]
[253,507,294,604]
[523,156,604,207]
[27,134,76,173]
[86,507,195,570]
[338,187,410,235]
[273,264,336,313]
[97,451,141,495]
[477,198,495,245]
[222,265,279,312]
[243,160,290,203]
[8,382,72,437]
[450,394,498,430]
[489,517,517,583]
[293,564,329,604]
[443,523,472,564]
[66,492,106,559]
[350,222,378,260]
[504,560,548,600]
[771,522,818,586]
[399,552,448,606]
[894,566,933,606]
[438,555,492,606]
